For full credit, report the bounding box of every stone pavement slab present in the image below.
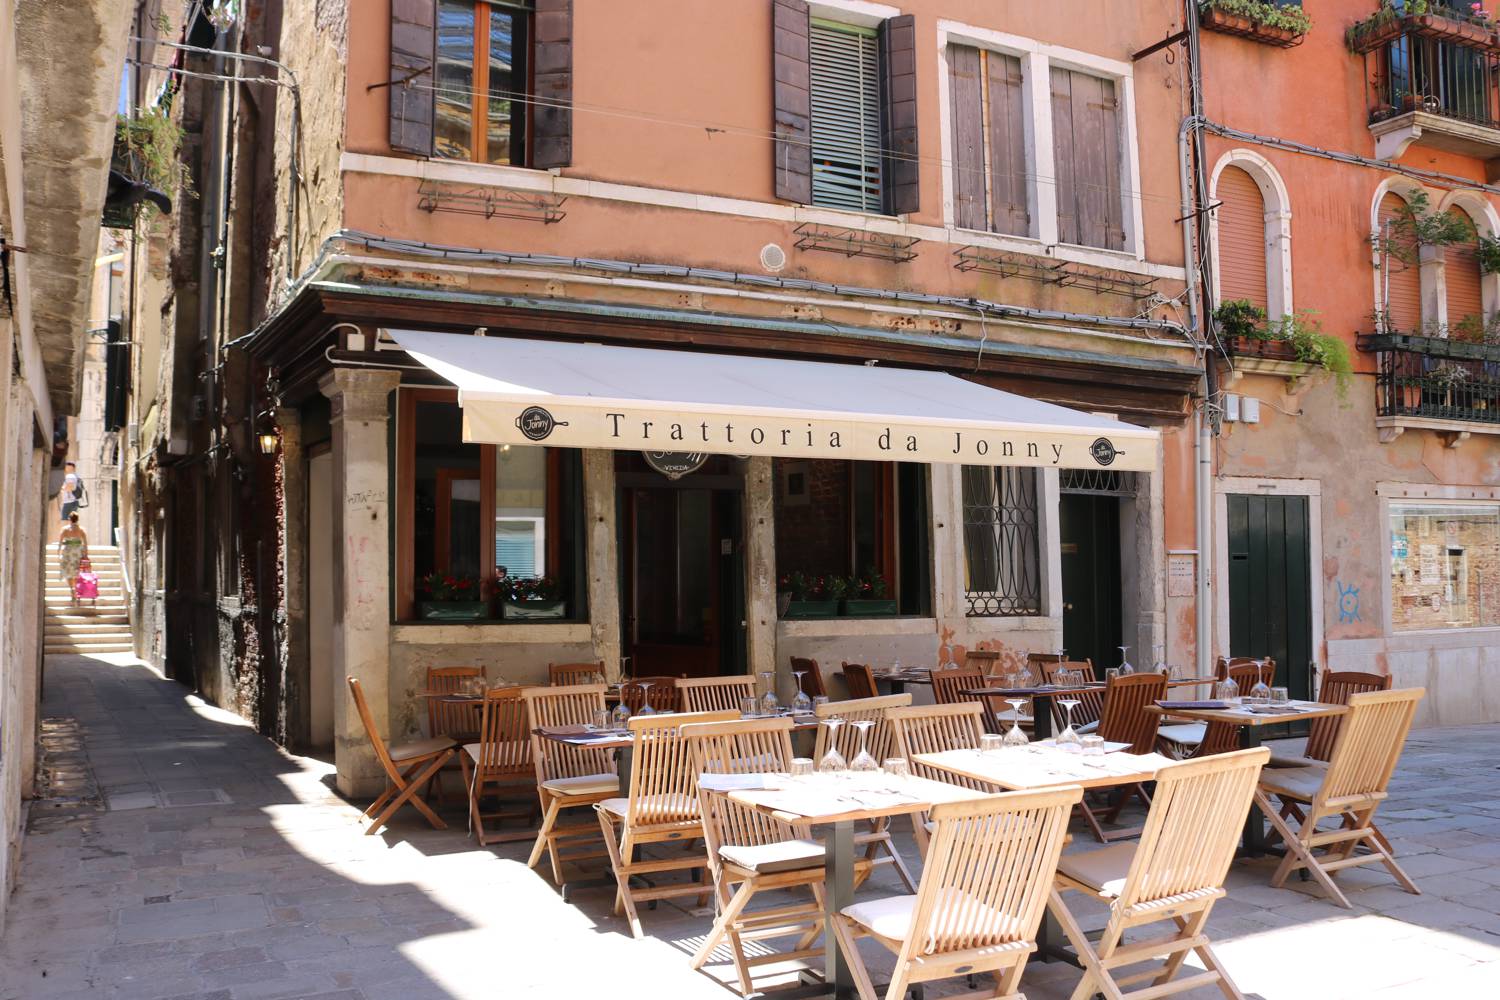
[1,654,1497,999]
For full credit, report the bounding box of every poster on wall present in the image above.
[1419,544,1441,585]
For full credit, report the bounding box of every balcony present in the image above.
[1358,332,1500,445]
[1354,17,1500,167]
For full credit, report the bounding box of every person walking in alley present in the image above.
[58,461,86,522]
[57,514,89,607]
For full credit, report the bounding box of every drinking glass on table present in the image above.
[1271,686,1289,705]
[1081,734,1105,756]
[759,671,779,716]
[1215,678,1240,705]
[791,669,813,715]
[1153,643,1170,676]
[1249,661,1273,706]
[980,733,1003,755]
[813,695,830,712]
[592,708,612,731]
[883,758,909,779]
[1056,699,1083,752]
[1003,699,1029,748]
[1105,668,1121,683]
[740,696,759,719]
[818,719,847,772]
[850,720,879,772]
[635,681,657,716]
[612,700,631,728]
[790,757,814,778]
[1118,646,1134,675]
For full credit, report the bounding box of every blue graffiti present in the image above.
[1336,580,1361,624]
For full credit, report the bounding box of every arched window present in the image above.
[1443,207,1483,330]
[1377,191,1424,333]
[1215,165,1269,312]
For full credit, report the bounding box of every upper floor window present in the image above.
[947,44,1028,236]
[810,20,883,212]
[1050,67,1125,251]
[435,0,531,166]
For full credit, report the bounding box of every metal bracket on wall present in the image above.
[416,181,567,224]
[953,247,1158,301]
[792,223,920,263]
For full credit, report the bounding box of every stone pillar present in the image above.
[276,407,309,749]
[744,457,778,681]
[930,465,965,624]
[320,369,399,797]
[582,450,623,680]
[1132,458,1168,671]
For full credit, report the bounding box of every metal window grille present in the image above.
[809,20,883,213]
[962,466,1041,617]
[1060,469,1135,496]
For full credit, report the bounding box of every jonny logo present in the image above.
[1090,438,1121,467]
[516,406,567,441]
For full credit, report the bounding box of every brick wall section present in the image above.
[773,459,851,582]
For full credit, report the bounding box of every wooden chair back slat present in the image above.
[521,683,613,782]
[812,693,911,762]
[624,709,739,827]
[1097,673,1167,754]
[1319,688,1423,805]
[347,676,399,779]
[474,688,532,777]
[619,676,681,713]
[1305,671,1392,762]
[888,703,995,792]
[677,675,756,713]
[907,787,1080,955]
[930,667,985,706]
[684,717,803,854]
[961,649,1001,676]
[1040,660,1102,729]
[548,661,604,687]
[1117,747,1268,911]
[841,662,878,700]
[789,656,826,699]
[426,666,485,741]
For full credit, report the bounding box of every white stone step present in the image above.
[45,642,134,654]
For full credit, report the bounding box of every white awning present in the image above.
[389,330,1158,472]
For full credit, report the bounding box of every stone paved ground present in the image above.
[2,654,1498,1000]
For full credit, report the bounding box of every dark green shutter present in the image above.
[879,14,918,215]
[772,0,812,203]
[389,0,436,154]
[532,0,573,168]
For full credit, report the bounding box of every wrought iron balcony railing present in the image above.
[1359,333,1500,425]
[1365,30,1500,130]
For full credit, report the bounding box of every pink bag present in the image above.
[74,570,99,600]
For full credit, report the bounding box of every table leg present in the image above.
[1240,727,1268,857]
[890,680,906,696]
[824,820,855,998]
[560,742,636,902]
[1032,695,1054,741]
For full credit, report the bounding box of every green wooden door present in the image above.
[1061,493,1123,672]
[1227,494,1313,701]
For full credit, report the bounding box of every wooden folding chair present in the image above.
[1091,672,1167,837]
[347,677,456,836]
[1227,659,1276,695]
[678,675,756,713]
[595,709,739,938]
[684,717,842,996]
[841,661,878,700]
[887,702,997,856]
[789,656,827,699]
[961,648,1002,675]
[424,666,486,804]
[1213,655,1260,680]
[930,666,1011,735]
[1041,659,1102,732]
[1256,687,1425,908]
[1269,670,1391,768]
[521,683,618,884]
[619,676,681,713]
[1051,747,1269,1000]
[813,694,916,892]
[460,687,537,845]
[548,661,605,687]
[832,786,1082,1000]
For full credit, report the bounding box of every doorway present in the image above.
[1227,494,1313,702]
[1060,492,1123,672]
[618,455,745,679]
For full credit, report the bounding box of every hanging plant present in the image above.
[1214,299,1271,341]
[1270,311,1355,400]
[113,107,191,203]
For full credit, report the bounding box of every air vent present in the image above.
[759,243,787,272]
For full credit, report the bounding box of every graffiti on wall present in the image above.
[1335,580,1361,624]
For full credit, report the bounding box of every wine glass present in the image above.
[818,719,847,772]
[1249,661,1273,706]
[1056,699,1083,752]
[1118,646,1134,676]
[849,720,878,772]
[611,699,631,729]
[791,670,813,715]
[1153,644,1169,676]
[1215,678,1240,705]
[1003,699,1029,748]
[760,671,779,716]
[635,681,657,716]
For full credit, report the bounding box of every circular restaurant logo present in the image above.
[642,451,708,480]
[1089,437,1120,467]
[515,406,567,441]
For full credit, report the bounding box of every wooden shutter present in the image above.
[1215,166,1269,311]
[809,21,883,212]
[532,0,573,168]
[772,0,812,203]
[879,14,918,215]
[947,45,986,230]
[389,0,436,154]
[1444,208,1483,325]
[1379,193,1424,333]
[1051,67,1123,250]
[985,51,1027,237]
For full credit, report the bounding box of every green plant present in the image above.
[851,570,889,601]
[1429,361,1471,388]
[1477,234,1500,275]
[498,575,563,601]
[779,571,823,601]
[114,107,190,205]
[1214,299,1271,341]
[1379,189,1474,266]
[1270,311,1354,400]
[824,575,852,602]
[1448,313,1500,345]
[419,572,482,602]
[1202,0,1313,34]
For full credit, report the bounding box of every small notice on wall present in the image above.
[1168,554,1196,598]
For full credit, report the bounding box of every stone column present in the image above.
[582,450,623,680]
[744,457,778,681]
[930,465,965,625]
[1132,457,1167,670]
[276,407,309,749]
[320,369,400,797]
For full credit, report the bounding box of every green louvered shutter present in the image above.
[809,20,883,212]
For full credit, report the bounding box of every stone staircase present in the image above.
[43,543,133,655]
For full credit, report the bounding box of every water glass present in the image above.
[740,696,759,719]
[1081,734,1106,756]
[980,733,1004,754]
[790,757,814,777]
[883,758,909,778]
[1105,668,1121,683]
[592,708,612,731]
[1272,686,1290,705]
[813,695,830,712]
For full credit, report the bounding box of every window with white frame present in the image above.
[810,19,884,212]
[1389,501,1500,631]
[962,466,1041,617]
[947,43,1028,236]
[1049,67,1125,251]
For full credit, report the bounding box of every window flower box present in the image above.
[1200,4,1309,49]
[1348,12,1500,57]
[417,601,490,622]
[1226,335,1301,362]
[840,598,899,617]
[783,600,840,619]
[500,599,568,620]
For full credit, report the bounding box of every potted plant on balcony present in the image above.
[780,571,839,619]
[841,570,898,617]
[498,574,567,620]
[417,573,488,621]
[1429,361,1472,411]
[1215,299,1294,360]
[1348,1,1500,55]
[1200,1,1312,48]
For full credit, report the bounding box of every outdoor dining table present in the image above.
[868,667,933,695]
[722,771,984,999]
[960,675,1218,739]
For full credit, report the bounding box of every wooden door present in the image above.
[1227,494,1313,702]
[1060,493,1123,671]
[624,487,722,678]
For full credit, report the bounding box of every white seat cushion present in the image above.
[992,709,1035,724]
[719,839,824,874]
[543,772,618,796]
[1076,719,1099,735]
[462,741,529,766]
[1157,723,1206,746]
[388,736,456,763]
[843,888,1024,949]
[1057,842,1137,898]
[1267,752,1324,770]
[597,793,698,819]
[1259,766,1326,803]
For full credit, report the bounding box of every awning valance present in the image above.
[390,331,1159,472]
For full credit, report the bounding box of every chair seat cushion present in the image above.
[1267,752,1323,770]
[1056,842,1137,898]
[543,772,618,796]
[1157,723,1206,746]
[388,736,456,762]
[843,888,1024,948]
[462,741,530,767]
[1076,719,1099,735]
[992,709,1035,724]
[597,793,699,819]
[719,839,824,874]
[1258,765,1326,802]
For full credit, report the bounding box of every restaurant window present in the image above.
[434,0,531,166]
[963,466,1042,617]
[773,459,930,617]
[399,391,586,621]
[947,44,1029,236]
[1389,502,1500,631]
